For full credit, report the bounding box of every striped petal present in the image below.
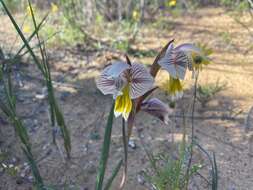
[140,98,171,124]
[96,75,126,96]
[96,61,129,96]
[175,43,203,54]
[104,61,130,78]
[128,63,154,99]
[158,46,188,80]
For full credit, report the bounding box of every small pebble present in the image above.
[228,186,236,190]
[35,94,46,100]
[82,144,88,153]
[2,163,7,168]
[35,87,48,100]
[42,143,50,150]
[60,91,71,101]
[9,164,14,168]
[28,175,33,181]
[151,120,157,125]
[16,177,23,185]
[137,174,145,185]
[87,164,96,174]
[128,140,136,149]
[11,157,17,164]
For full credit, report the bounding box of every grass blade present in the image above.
[0,0,45,74]
[27,0,71,157]
[15,13,49,57]
[0,63,44,189]
[53,96,71,157]
[1,0,72,157]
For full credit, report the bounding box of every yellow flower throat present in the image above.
[114,85,132,120]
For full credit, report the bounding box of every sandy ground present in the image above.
[1,7,253,190]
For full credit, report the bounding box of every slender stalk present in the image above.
[119,118,128,189]
[186,71,199,187]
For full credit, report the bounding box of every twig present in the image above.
[196,129,244,151]
[169,114,242,121]
[196,171,211,186]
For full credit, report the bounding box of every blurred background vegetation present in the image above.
[1,0,251,51]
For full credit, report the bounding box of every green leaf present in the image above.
[54,97,71,158]
[95,102,115,190]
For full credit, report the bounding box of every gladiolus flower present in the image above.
[51,3,58,13]
[157,42,210,99]
[96,61,154,120]
[23,25,31,33]
[175,43,211,71]
[132,10,140,21]
[168,0,177,7]
[26,5,35,16]
[140,98,171,124]
[157,42,189,99]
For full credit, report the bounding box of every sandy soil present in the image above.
[1,7,253,190]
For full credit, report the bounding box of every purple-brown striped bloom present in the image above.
[140,98,171,124]
[158,42,190,80]
[175,43,211,71]
[96,61,154,120]
[157,42,209,100]
[157,42,190,99]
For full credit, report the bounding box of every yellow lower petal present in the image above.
[114,85,132,120]
[169,76,183,94]
[163,76,183,100]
